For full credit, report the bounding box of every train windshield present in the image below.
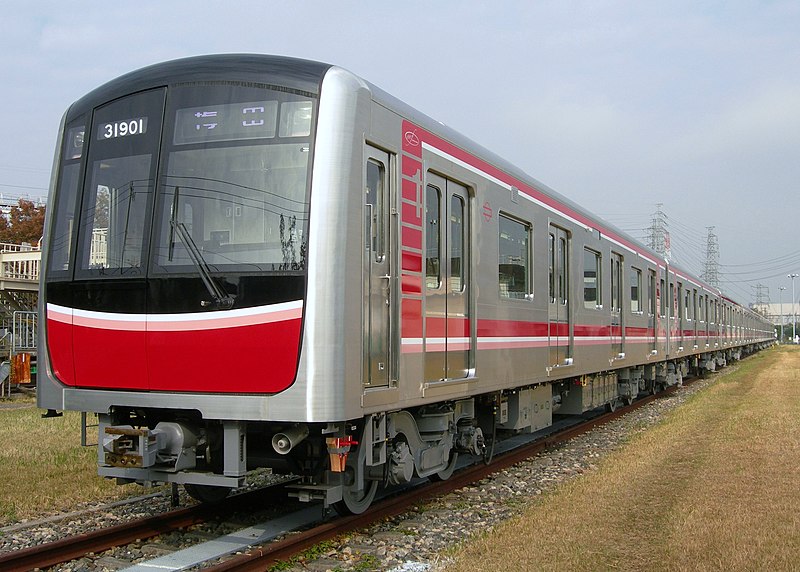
[54,83,314,279]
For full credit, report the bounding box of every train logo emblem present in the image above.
[404,130,420,147]
[482,201,493,221]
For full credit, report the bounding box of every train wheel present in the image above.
[430,451,458,481]
[184,483,231,504]
[333,480,378,515]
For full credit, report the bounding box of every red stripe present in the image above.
[477,319,548,337]
[402,155,422,176]
[401,198,422,226]
[402,273,422,294]
[48,315,301,394]
[401,298,423,338]
[46,318,75,386]
[402,250,422,272]
[402,179,420,204]
[425,316,470,338]
[574,324,609,337]
[402,225,422,250]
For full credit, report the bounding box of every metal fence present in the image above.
[12,311,37,352]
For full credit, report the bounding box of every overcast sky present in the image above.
[2,1,798,308]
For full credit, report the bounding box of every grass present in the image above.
[0,398,143,526]
[443,346,800,571]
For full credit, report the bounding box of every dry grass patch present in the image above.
[0,401,143,525]
[445,347,800,572]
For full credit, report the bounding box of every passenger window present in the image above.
[499,214,530,299]
[630,267,642,313]
[685,289,691,320]
[425,185,441,289]
[583,248,601,309]
[659,278,666,317]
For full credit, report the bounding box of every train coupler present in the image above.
[102,422,198,470]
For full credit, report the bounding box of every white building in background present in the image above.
[751,303,800,326]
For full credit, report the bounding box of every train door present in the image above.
[610,252,624,358]
[363,149,393,388]
[424,173,471,381]
[677,282,685,349]
[648,269,657,353]
[548,225,571,366]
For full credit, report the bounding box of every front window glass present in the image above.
[153,144,309,271]
[75,88,165,277]
[47,117,85,277]
[152,85,315,273]
[82,154,152,271]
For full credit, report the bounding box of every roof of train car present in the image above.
[67,54,333,118]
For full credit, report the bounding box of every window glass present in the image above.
[279,101,313,137]
[648,270,656,316]
[660,278,666,317]
[82,154,152,271]
[611,254,622,312]
[558,237,567,303]
[583,248,600,309]
[499,215,530,299]
[630,267,642,313]
[451,195,465,292]
[548,233,555,302]
[75,88,165,277]
[154,143,309,271]
[47,117,85,277]
[669,282,675,318]
[685,289,691,320]
[365,160,385,261]
[425,185,441,289]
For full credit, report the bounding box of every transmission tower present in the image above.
[646,203,668,259]
[751,283,770,315]
[702,226,720,289]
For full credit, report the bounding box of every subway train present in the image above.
[37,55,774,514]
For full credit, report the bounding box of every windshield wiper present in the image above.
[169,188,234,310]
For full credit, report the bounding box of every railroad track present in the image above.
[0,483,292,572]
[0,382,689,572]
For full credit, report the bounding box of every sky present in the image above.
[1,1,799,310]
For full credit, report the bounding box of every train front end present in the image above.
[37,55,364,494]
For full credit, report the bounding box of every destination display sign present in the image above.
[173,101,278,145]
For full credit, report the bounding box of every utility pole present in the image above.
[779,286,786,343]
[702,226,720,289]
[790,274,798,343]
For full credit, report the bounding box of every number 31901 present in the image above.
[100,118,147,140]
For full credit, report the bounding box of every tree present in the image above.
[0,199,46,246]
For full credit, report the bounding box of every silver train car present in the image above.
[37,55,774,513]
